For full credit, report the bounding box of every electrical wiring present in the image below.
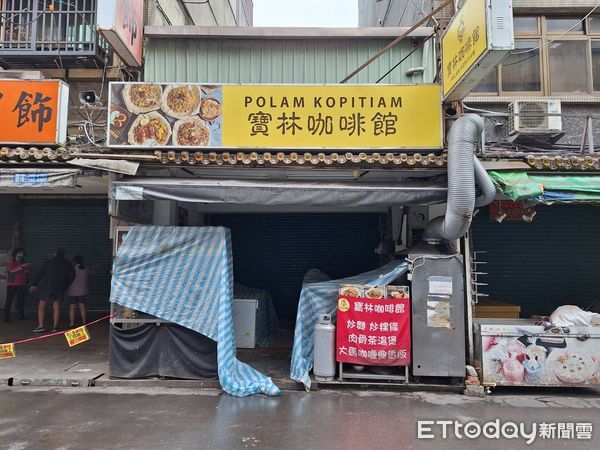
[396,0,410,27]
[408,253,460,273]
[155,1,173,25]
[500,50,540,68]
[376,32,435,83]
[83,120,103,147]
[381,0,392,26]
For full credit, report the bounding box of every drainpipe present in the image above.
[423,114,495,242]
[405,37,430,78]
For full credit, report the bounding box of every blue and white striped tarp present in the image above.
[290,260,408,390]
[110,226,280,397]
[234,284,279,348]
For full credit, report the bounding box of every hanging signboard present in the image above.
[442,0,514,102]
[97,0,144,67]
[336,288,411,366]
[107,83,443,150]
[0,80,69,146]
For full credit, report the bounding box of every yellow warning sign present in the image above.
[0,343,16,359]
[65,326,90,347]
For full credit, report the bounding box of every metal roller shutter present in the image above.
[22,199,111,312]
[472,205,600,317]
[210,213,383,321]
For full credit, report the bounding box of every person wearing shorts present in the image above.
[30,248,75,333]
[66,255,90,327]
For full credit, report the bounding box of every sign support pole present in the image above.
[340,0,453,84]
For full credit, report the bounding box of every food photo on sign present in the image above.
[107,83,223,147]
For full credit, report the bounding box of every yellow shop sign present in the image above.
[108,83,442,150]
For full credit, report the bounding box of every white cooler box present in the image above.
[233,298,258,349]
[474,318,600,387]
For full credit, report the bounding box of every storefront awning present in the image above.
[0,168,80,188]
[489,171,600,203]
[111,177,448,207]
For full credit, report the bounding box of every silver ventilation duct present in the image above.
[423,114,496,242]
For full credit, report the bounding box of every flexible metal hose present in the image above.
[424,114,495,242]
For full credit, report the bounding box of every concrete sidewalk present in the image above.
[0,314,110,387]
[0,316,303,390]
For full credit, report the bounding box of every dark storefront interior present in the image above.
[210,213,384,323]
[472,204,600,317]
[0,197,112,315]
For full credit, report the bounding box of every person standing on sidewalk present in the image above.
[66,255,90,328]
[4,248,30,322]
[30,248,75,333]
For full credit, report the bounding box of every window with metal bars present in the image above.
[0,0,107,66]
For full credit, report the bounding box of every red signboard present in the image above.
[336,296,411,366]
[98,0,144,67]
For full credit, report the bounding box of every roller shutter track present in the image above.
[210,213,383,321]
[22,199,111,312]
[472,204,600,317]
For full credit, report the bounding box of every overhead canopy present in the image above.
[489,171,600,203]
[68,158,140,176]
[0,168,80,188]
[111,177,448,207]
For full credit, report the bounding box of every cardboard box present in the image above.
[474,299,521,319]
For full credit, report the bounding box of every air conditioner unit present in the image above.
[508,100,562,135]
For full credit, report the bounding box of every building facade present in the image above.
[359,0,600,318]
[149,0,253,26]
[0,0,254,314]
[1,0,599,391]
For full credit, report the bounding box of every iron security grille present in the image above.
[0,0,108,68]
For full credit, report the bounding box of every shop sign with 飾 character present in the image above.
[0,80,69,146]
[97,0,144,67]
[107,83,442,150]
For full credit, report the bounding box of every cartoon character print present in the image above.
[523,344,547,383]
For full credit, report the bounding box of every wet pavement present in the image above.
[1,386,599,449]
[0,318,301,390]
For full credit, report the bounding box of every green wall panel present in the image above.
[145,38,435,84]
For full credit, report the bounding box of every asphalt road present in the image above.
[1,386,599,449]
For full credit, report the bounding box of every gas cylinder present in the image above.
[314,314,336,381]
